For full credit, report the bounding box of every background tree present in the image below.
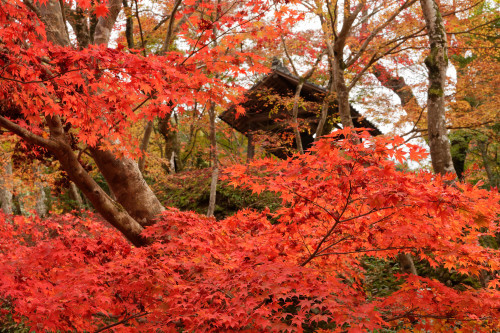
[419,0,456,175]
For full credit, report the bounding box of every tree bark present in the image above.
[69,0,166,227]
[372,64,417,110]
[138,120,154,172]
[398,253,418,275]
[246,132,255,163]
[0,161,13,215]
[207,102,218,217]
[55,143,146,246]
[69,181,85,209]
[329,4,362,130]
[449,131,472,180]
[478,139,497,189]
[420,0,456,176]
[64,7,91,49]
[333,59,355,129]
[34,0,71,46]
[291,82,305,154]
[314,76,334,140]
[159,117,183,173]
[122,0,134,49]
[34,166,47,217]
[93,0,122,45]
[90,148,164,227]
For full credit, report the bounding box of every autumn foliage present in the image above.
[0,0,267,154]
[1,0,500,330]
[1,130,499,332]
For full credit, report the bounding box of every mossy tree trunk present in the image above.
[420,0,456,176]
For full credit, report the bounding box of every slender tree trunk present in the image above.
[478,140,497,189]
[247,132,255,163]
[122,0,134,49]
[69,181,85,209]
[0,161,13,215]
[333,58,355,129]
[138,120,154,172]
[420,0,456,176]
[291,82,305,154]
[206,3,221,218]
[34,166,47,217]
[207,102,218,217]
[159,117,183,173]
[327,3,362,131]
[315,76,334,140]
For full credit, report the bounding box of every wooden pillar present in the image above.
[247,132,255,163]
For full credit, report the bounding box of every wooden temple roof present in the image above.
[220,65,381,159]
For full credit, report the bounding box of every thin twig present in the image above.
[94,312,149,333]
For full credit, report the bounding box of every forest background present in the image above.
[0,0,499,331]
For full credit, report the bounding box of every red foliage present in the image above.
[1,130,499,332]
[0,0,270,155]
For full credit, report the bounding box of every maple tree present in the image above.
[0,130,499,331]
[0,0,275,245]
[1,0,500,331]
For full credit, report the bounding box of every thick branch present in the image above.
[93,0,122,45]
[0,115,56,150]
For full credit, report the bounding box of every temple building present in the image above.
[220,59,381,160]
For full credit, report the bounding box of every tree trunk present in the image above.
[0,161,13,215]
[207,102,218,217]
[291,82,305,154]
[35,0,71,46]
[373,64,416,109]
[398,253,418,275]
[420,0,456,176]
[92,0,122,45]
[90,148,164,227]
[449,131,472,180]
[34,166,47,217]
[53,143,146,246]
[314,77,334,140]
[122,0,134,49]
[69,181,85,210]
[26,1,156,244]
[247,132,255,163]
[64,7,91,49]
[333,58,355,129]
[138,120,154,172]
[478,140,497,189]
[328,4,362,131]
[159,117,183,173]
[0,1,150,245]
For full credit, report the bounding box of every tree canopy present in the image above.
[0,0,499,331]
